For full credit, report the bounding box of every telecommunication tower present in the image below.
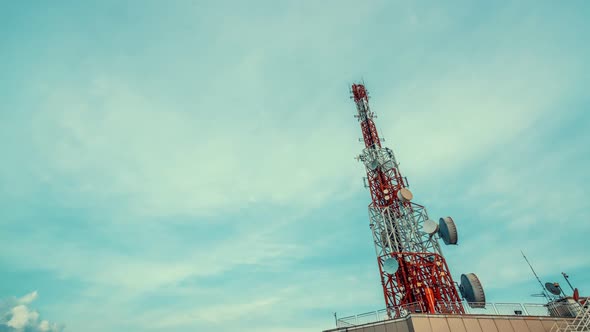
[350,83,484,318]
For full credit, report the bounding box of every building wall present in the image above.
[325,314,573,332]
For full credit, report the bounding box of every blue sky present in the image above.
[1,1,589,331]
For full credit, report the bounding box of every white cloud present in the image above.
[7,305,39,329]
[0,292,63,332]
[38,321,50,332]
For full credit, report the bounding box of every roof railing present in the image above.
[336,300,584,328]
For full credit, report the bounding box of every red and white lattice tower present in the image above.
[351,83,465,318]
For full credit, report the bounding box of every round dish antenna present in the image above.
[397,188,413,202]
[545,282,561,296]
[460,273,486,308]
[438,217,458,245]
[422,219,439,235]
[382,257,399,274]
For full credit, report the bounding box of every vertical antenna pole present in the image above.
[561,272,576,292]
[521,251,550,300]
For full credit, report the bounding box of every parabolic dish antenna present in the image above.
[439,217,458,245]
[382,257,399,274]
[460,273,486,308]
[545,282,561,296]
[397,188,413,202]
[422,219,439,235]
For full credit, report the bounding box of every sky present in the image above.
[1,1,589,331]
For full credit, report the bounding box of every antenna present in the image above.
[561,272,575,292]
[382,257,399,274]
[422,219,439,235]
[460,273,486,308]
[439,217,458,245]
[545,282,562,296]
[349,82,467,318]
[521,251,551,300]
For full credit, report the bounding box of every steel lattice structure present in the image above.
[351,83,464,318]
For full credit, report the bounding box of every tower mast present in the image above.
[351,83,464,317]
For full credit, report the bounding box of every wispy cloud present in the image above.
[1,216,307,293]
[28,75,360,219]
[423,108,590,300]
[1,1,588,332]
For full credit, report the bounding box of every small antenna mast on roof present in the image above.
[521,250,551,300]
[561,272,575,292]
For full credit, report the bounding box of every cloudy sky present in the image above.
[1,1,589,331]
